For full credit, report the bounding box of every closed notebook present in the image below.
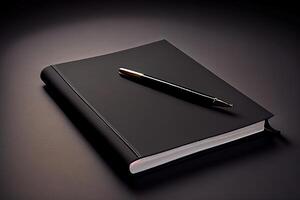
[41,40,273,174]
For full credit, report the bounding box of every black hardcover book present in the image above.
[41,40,273,174]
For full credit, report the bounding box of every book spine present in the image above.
[40,66,139,169]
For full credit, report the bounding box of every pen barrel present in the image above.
[119,68,232,107]
[140,75,215,105]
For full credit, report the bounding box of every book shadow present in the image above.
[43,85,289,192]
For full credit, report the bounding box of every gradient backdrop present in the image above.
[0,1,300,199]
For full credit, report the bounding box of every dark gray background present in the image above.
[1,1,299,199]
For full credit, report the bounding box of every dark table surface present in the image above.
[1,1,300,199]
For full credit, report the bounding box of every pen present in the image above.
[118,68,233,107]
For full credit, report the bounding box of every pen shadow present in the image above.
[121,75,237,117]
[43,85,289,192]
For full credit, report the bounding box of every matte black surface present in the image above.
[1,1,300,199]
[47,40,272,158]
[41,65,138,165]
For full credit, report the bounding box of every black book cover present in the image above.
[41,40,273,174]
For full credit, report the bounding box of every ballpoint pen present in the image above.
[118,68,233,107]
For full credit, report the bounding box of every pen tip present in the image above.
[214,98,233,108]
